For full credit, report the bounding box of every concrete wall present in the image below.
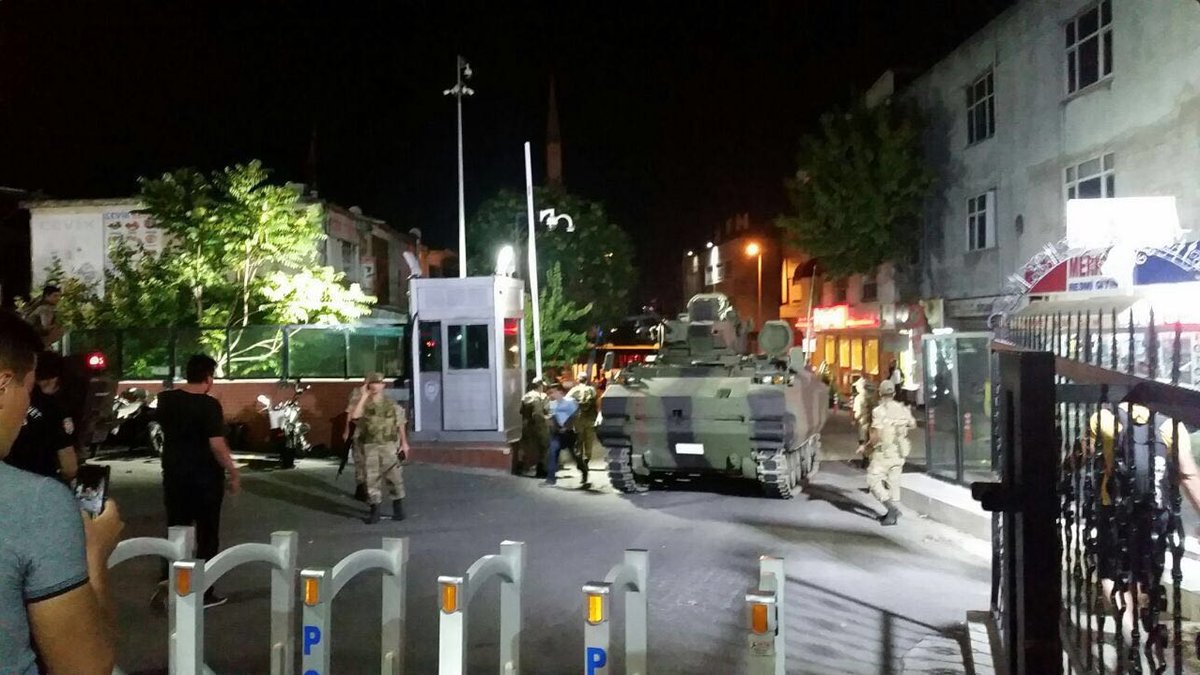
[908,0,1200,315]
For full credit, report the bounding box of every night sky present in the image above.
[0,1,1011,308]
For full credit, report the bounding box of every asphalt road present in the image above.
[101,451,990,675]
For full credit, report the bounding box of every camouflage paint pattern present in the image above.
[599,294,828,498]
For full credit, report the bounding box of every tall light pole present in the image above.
[523,142,543,376]
[746,241,763,330]
[444,55,473,278]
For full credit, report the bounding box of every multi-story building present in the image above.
[907,0,1200,330]
[680,213,782,330]
[23,191,443,317]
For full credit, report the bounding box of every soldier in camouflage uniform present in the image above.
[567,374,599,480]
[867,380,916,526]
[851,376,874,455]
[348,372,409,524]
[518,378,550,477]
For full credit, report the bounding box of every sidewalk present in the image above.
[822,408,1200,623]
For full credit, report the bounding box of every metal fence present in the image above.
[62,324,407,381]
[984,309,1200,674]
[110,530,806,674]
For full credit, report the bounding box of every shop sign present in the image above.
[946,297,1003,319]
[809,304,880,330]
[1027,243,1200,295]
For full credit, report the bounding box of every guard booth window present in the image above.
[448,324,490,369]
[503,319,520,369]
[419,321,441,372]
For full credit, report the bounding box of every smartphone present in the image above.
[75,465,111,517]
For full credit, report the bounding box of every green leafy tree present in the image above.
[467,188,636,328]
[778,99,933,277]
[528,263,592,374]
[139,160,327,327]
[31,161,375,376]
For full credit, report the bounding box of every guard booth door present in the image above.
[442,322,497,431]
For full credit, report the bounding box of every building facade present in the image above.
[907,0,1200,329]
[680,213,782,329]
[23,193,439,318]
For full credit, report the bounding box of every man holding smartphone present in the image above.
[1,309,124,674]
[153,354,241,608]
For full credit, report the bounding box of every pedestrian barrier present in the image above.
[745,555,786,675]
[437,540,525,675]
[581,549,649,675]
[172,531,298,675]
[107,526,196,675]
[299,537,409,675]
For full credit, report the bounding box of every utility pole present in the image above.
[443,55,473,277]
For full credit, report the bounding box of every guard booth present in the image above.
[409,276,525,444]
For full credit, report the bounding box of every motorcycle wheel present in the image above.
[147,421,165,457]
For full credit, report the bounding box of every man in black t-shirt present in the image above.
[153,355,241,609]
[4,351,77,481]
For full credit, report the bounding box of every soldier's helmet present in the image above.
[879,380,896,397]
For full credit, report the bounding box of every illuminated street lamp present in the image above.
[443,55,474,278]
[746,241,762,330]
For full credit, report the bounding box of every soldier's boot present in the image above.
[880,501,901,526]
[364,503,381,525]
[354,483,368,502]
[392,499,405,521]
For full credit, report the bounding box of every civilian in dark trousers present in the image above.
[543,383,587,487]
[153,355,241,609]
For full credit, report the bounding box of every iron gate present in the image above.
[982,309,1200,674]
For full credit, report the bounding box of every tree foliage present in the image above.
[42,160,373,331]
[466,188,636,327]
[778,99,933,277]
[529,263,592,374]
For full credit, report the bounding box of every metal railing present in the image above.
[107,526,196,675]
[63,324,407,381]
[300,538,409,675]
[581,549,649,675]
[983,309,1200,674]
[172,531,298,675]
[437,541,525,675]
[109,531,806,673]
[745,556,787,675]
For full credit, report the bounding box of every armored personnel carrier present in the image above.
[598,293,828,498]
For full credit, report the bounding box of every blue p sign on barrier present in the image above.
[303,625,322,657]
[586,646,607,675]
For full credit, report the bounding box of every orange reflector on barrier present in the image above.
[440,580,459,614]
[175,567,192,597]
[587,593,606,625]
[750,602,770,634]
[304,576,320,606]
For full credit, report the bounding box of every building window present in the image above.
[340,240,358,283]
[966,70,995,144]
[1065,154,1115,200]
[967,191,996,252]
[1066,1,1113,94]
[861,276,878,303]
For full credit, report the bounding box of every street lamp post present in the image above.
[746,242,763,330]
[443,55,474,278]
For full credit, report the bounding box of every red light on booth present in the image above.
[504,319,519,336]
[86,352,107,370]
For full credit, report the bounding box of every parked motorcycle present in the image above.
[91,386,163,457]
[257,381,312,469]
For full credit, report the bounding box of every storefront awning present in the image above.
[1015,295,1137,317]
